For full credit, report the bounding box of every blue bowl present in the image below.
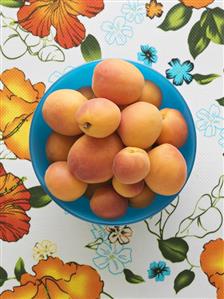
[30,60,196,225]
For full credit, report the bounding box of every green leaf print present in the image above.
[123,269,145,284]
[188,21,210,59]
[0,267,8,287]
[174,270,195,293]
[158,238,189,263]
[29,186,52,208]
[193,73,220,85]
[158,4,192,31]
[81,34,102,62]
[0,0,24,7]
[203,8,224,45]
[14,258,27,281]
[216,97,224,106]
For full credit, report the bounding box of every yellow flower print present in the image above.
[0,68,46,160]
[33,240,57,261]
[0,257,104,299]
[146,0,163,19]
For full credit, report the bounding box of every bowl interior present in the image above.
[30,60,196,225]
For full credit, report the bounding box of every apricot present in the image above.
[67,134,123,183]
[78,86,95,99]
[112,177,144,198]
[138,80,162,108]
[118,102,162,149]
[85,180,111,198]
[44,161,87,201]
[145,144,187,195]
[92,59,144,105]
[129,186,155,208]
[42,89,87,136]
[113,147,150,184]
[90,186,128,219]
[76,98,121,138]
[46,132,77,162]
[157,108,188,148]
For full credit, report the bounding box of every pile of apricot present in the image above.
[43,59,188,220]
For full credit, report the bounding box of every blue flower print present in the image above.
[137,45,158,66]
[218,130,224,148]
[147,261,171,282]
[93,241,132,274]
[91,224,108,241]
[196,104,223,137]
[121,1,145,24]
[166,58,194,86]
[101,16,133,46]
[48,66,73,84]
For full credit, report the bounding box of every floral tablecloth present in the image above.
[1,0,224,298]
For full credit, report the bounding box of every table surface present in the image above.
[1,1,223,299]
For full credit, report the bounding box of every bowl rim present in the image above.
[30,59,197,225]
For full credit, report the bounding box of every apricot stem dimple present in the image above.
[83,122,92,129]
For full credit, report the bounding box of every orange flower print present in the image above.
[146,0,163,19]
[0,257,104,299]
[210,274,224,299]
[0,163,31,242]
[200,239,224,299]
[0,68,45,160]
[180,0,215,9]
[17,0,104,49]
